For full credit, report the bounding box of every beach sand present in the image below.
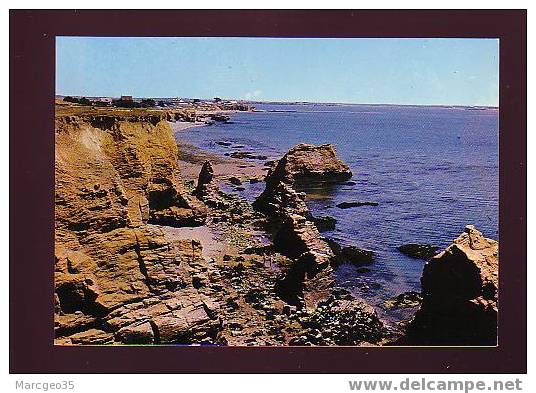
[173,122,268,183]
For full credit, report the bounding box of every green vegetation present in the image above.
[63,96,92,105]
[112,98,156,108]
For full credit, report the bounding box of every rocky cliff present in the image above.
[54,109,217,344]
[402,225,498,345]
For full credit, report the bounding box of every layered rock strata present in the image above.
[253,144,353,307]
[55,110,215,344]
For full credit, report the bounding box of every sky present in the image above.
[56,37,499,106]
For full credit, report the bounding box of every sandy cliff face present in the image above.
[54,112,217,344]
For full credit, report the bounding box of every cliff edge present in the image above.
[54,108,217,344]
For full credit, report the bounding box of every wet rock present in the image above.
[215,141,232,147]
[210,113,230,122]
[336,201,378,209]
[264,160,277,167]
[228,176,242,186]
[302,297,386,345]
[383,291,423,309]
[402,225,498,345]
[398,243,440,260]
[312,215,337,232]
[339,246,375,266]
[325,239,375,267]
[248,176,263,184]
[228,151,268,160]
[325,238,343,255]
[243,244,273,255]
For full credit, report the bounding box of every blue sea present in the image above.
[178,103,499,321]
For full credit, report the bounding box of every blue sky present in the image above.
[56,37,499,106]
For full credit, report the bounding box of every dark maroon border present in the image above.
[9,10,526,374]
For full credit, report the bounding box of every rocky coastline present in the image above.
[54,105,499,346]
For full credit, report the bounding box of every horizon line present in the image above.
[55,94,498,109]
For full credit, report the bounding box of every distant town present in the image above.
[56,95,253,111]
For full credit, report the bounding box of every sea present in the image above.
[178,103,499,322]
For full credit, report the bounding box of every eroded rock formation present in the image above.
[55,111,217,345]
[253,144,354,307]
[402,225,498,345]
[266,143,352,184]
[192,161,230,210]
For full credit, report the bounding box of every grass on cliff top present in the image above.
[55,102,188,118]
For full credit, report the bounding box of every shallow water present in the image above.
[177,103,499,321]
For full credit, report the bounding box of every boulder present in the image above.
[116,321,155,344]
[325,239,375,267]
[398,243,440,260]
[266,143,352,184]
[273,214,334,270]
[66,329,114,345]
[383,291,423,309]
[338,246,375,266]
[312,215,337,232]
[402,225,498,345]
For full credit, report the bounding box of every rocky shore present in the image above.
[54,105,499,346]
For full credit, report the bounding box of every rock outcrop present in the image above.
[402,225,498,345]
[56,112,207,229]
[253,144,354,307]
[55,109,217,345]
[265,143,352,185]
[192,161,228,209]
